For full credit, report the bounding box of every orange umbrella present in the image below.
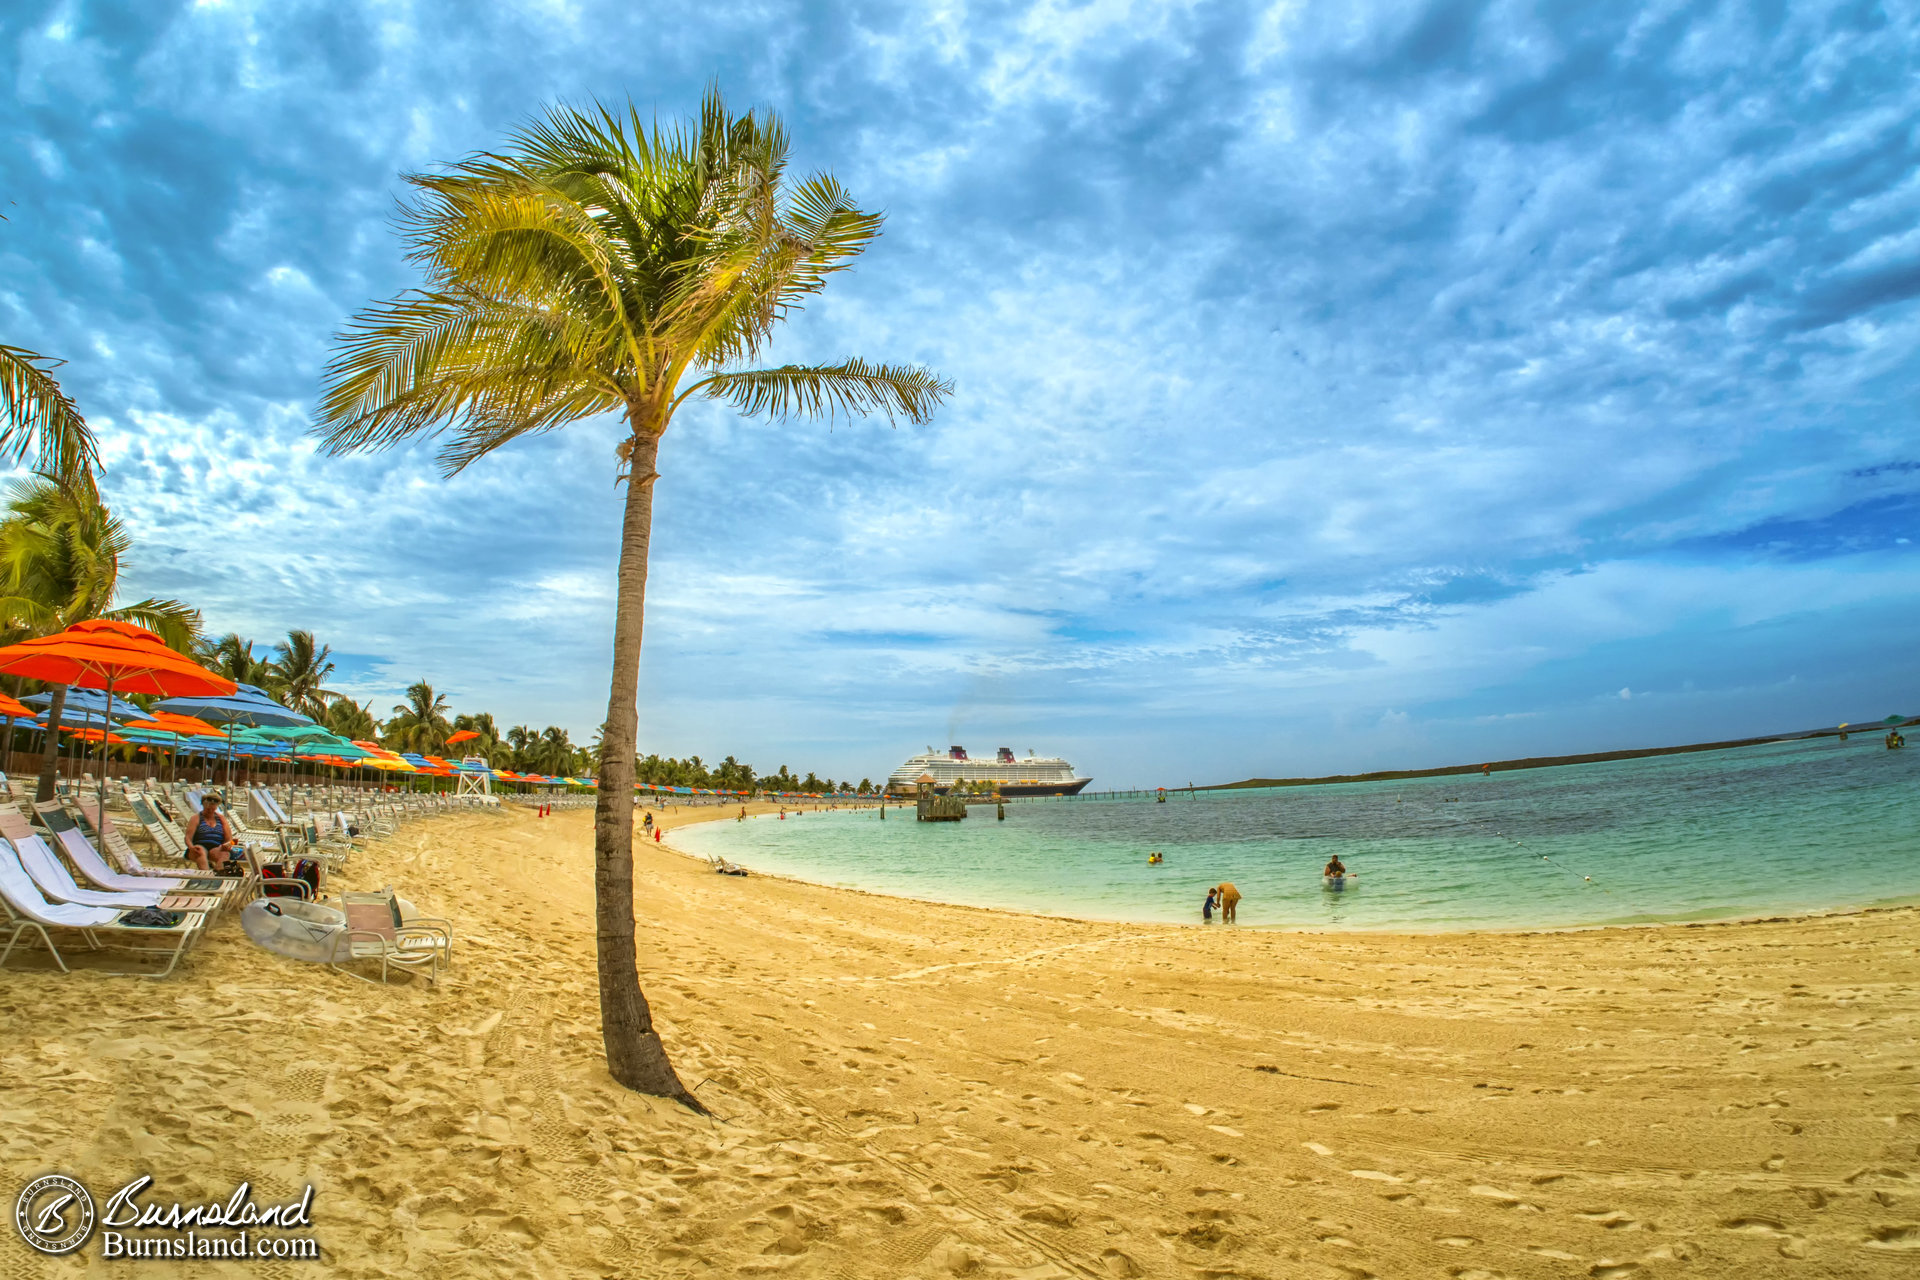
[62,727,129,745]
[0,620,235,696]
[445,729,479,746]
[0,620,234,812]
[125,711,221,736]
[0,692,30,779]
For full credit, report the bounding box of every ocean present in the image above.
[668,737,1920,930]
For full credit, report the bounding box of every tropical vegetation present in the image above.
[309,90,947,1104]
[0,472,202,798]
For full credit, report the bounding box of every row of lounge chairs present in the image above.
[0,777,476,980]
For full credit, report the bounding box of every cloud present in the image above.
[2,0,1917,786]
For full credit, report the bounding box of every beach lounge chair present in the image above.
[22,804,243,906]
[7,833,219,913]
[128,793,193,861]
[334,890,453,984]
[247,787,287,829]
[73,799,233,897]
[0,841,207,977]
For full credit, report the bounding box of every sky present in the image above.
[3,0,1918,789]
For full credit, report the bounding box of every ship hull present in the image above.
[994,778,1092,797]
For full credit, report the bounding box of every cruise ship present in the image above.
[886,746,1091,797]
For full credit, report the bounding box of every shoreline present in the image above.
[10,805,1917,1278]
[1206,722,1909,790]
[652,799,1920,939]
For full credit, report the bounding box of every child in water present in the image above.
[1202,887,1218,922]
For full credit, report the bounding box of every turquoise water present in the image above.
[671,738,1920,930]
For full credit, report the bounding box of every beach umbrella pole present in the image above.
[93,673,114,820]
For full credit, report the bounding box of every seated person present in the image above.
[182,793,238,872]
[1324,855,1347,877]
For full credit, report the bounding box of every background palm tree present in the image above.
[199,633,274,686]
[505,724,536,772]
[533,725,576,776]
[450,710,501,758]
[0,473,200,799]
[325,697,379,742]
[312,90,948,1105]
[268,629,341,718]
[385,680,451,753]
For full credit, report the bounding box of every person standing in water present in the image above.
[1202,887,1218,922]
[1324,855,1347,877]
[1216,881,1241,923]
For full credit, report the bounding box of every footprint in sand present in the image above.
[1470,1186,1542,1211]
[1865,1224,1920,1249]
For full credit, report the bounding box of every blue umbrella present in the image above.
[154,682,311,728]
[154,683,311,785]
[23,690,147,782]
[22,689,146,721]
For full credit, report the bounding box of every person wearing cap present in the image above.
[182,792,237,872]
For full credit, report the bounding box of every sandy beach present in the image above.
[4,802,1917,1278]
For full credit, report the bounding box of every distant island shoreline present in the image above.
[1203,721,1912,792]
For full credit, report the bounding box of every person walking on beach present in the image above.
[1202,887,1217,923]
[1216,881,1241,924]
[642,811,654,833]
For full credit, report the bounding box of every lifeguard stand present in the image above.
[456,756,492,797]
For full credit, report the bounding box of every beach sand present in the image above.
[3,803,1917,1278]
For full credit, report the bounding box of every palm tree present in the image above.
[505,724,537,772]
[386,680,451,753]
[325,697,379,741]
[0,473,200,799]
[523,724,572,776]
[451,710,501,758]
[268,630,341,718]
[311,91,949,1105]
[200,633,273,686]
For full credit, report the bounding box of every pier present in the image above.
[1060,787,1200,802]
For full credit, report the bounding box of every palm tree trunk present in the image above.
[592,427,703,1110]
[35,683,67,803]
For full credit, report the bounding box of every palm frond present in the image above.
[315,289,624,465]
[314,92,947,471]
[102,598,201,653]
[0,346,98,488]
[693,359,951,425]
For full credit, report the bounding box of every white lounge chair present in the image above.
[8,833,218,913]
[127,793,193,861]
[21,805,244,907]
[0,841,206,977]
[75,799,234,897]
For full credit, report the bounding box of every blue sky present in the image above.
[4,0,1917,788]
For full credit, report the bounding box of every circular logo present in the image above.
[15,1175,96,1255]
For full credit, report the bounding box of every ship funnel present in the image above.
[997,747,1015,763]
[949,745,968,760]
